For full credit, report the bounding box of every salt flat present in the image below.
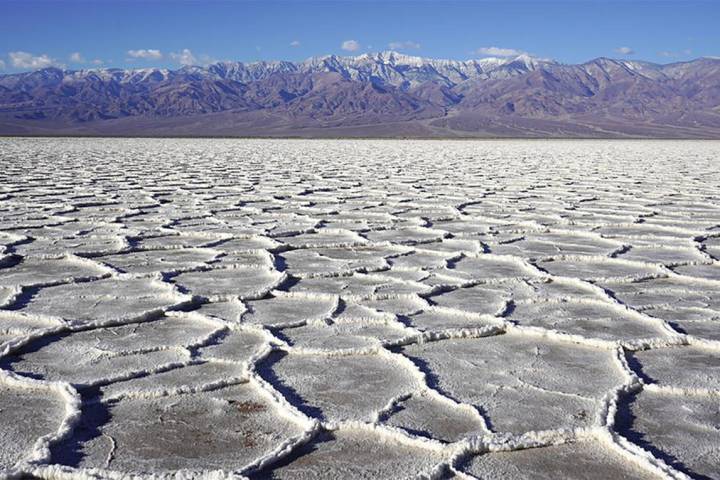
[1,138,719,479]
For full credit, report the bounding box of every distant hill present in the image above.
[2,51,720,138]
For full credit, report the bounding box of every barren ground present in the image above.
[1,138,719,479]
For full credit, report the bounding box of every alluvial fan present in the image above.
[1,138,720,479]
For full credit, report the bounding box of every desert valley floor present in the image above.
[1,138,719,479]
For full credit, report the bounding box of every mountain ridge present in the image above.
[1,52,719,138]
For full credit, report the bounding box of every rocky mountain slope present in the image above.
[1,51,719,137]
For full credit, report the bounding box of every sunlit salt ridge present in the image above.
[1,138,719,479]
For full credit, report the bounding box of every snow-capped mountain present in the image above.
[293,51,553,87]
[1,52,719,137]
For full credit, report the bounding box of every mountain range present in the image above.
[1,51,720,138]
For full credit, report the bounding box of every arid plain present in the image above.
[1,138,719,479]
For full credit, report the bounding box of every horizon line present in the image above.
[2,51,719,75]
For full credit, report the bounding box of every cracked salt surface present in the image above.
[1,138,720,479]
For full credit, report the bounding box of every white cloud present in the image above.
[290,40,301,47]
[659,49,692,58]
[388,40,421,51]
[170,48,197,66]
[341,40,361,52]
[169,49,216,67]
[0,59,5,70]
[475,46,526,57]
[68,52,104,67]
[127,49,163,60]
[614,46,635,55]
[9,51,62,69]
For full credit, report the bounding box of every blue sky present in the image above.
[1,0,718,72]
